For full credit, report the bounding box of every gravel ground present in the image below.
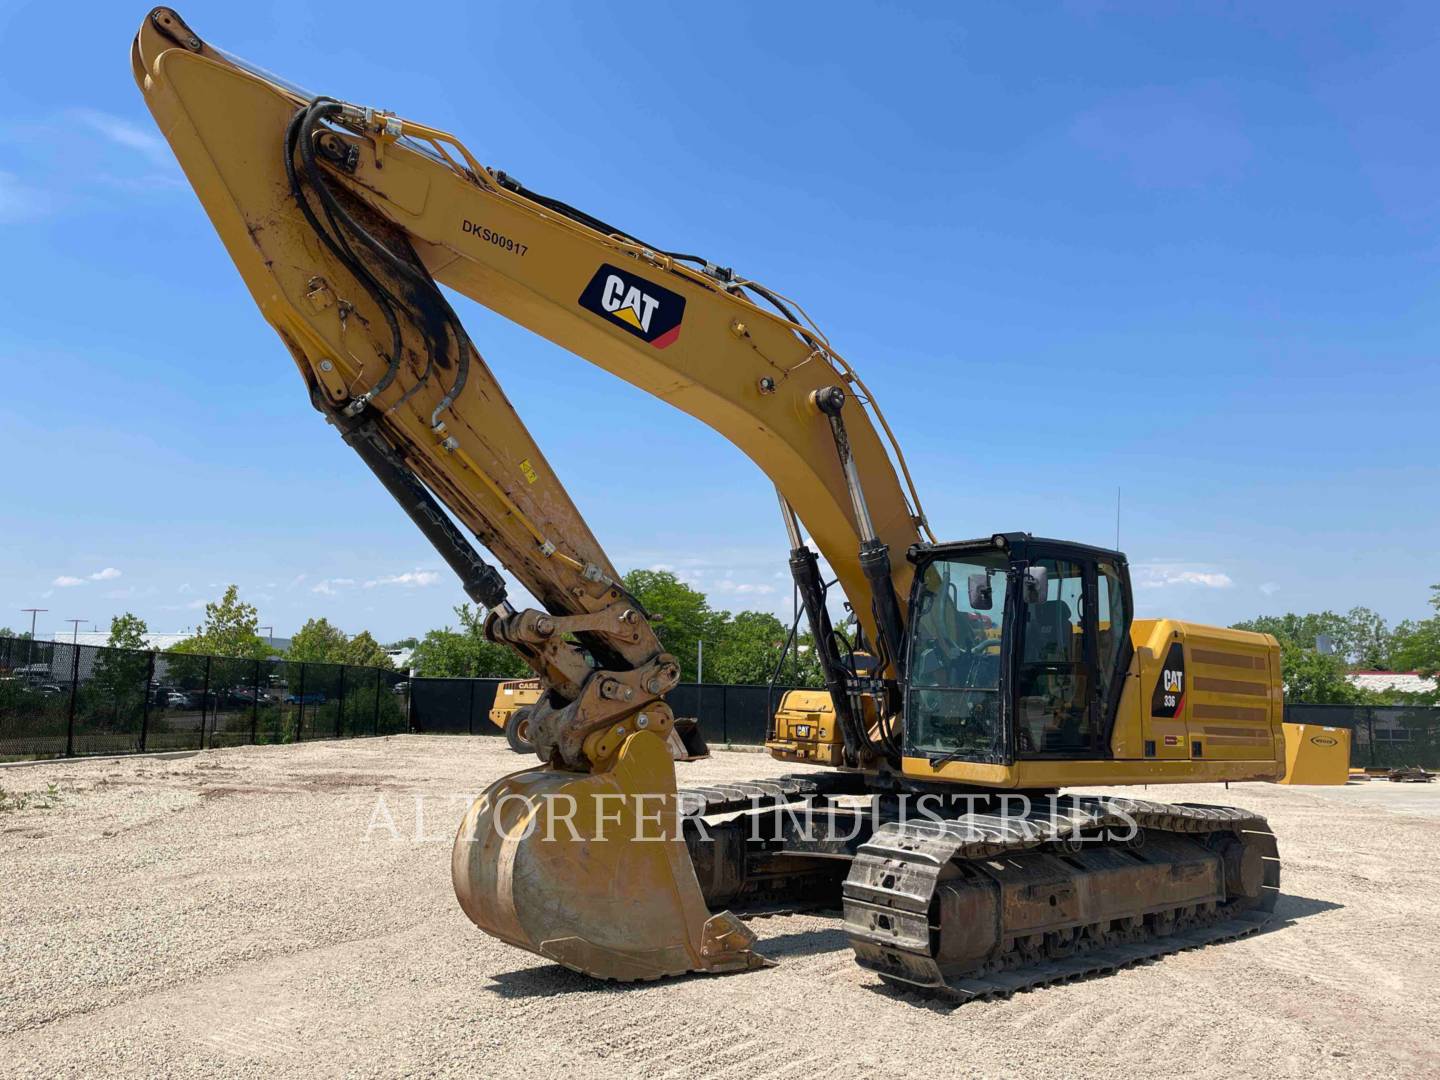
[1,736,1437,1079]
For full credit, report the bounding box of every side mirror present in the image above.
[1023,565,1048,604]
[967,573,993,611]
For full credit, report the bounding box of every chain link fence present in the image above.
[1286,703,1440,769]
[0,636,409,759]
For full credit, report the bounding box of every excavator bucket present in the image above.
[671,717,710,760]
[452,729,768,980]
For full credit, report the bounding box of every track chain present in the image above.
[842,796,1281,1003]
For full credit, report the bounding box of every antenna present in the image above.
[1115,487,1121,551]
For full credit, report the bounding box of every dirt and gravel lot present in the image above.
[1,736,1437,1079]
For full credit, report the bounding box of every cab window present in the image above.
[906,552,1007,760]
[1016,558,1096,755]
[1095,561,1128,708]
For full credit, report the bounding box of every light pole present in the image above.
[66,619,86,644]
[696,639,704,684]
[20,608,46,676]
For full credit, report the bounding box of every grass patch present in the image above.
[0,781,62,812]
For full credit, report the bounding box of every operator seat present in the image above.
[1027,599,1073,660]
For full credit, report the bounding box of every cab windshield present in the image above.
[906,552,1008,760]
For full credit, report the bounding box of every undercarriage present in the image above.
[681,774,1280,1003]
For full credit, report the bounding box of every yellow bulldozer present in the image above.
[134,8,1284,1001]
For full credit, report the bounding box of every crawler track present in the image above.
[678,778,1281,1002]
[842,797,1281,1002]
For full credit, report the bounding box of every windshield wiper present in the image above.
[927,747,970,770]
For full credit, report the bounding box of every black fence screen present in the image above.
[408,677,804,745]
[0,636,409,760]
[1285,703,1440,769]
[409,678,504,734]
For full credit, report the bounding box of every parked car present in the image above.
[284,691,327,706]
[167,691,191,708]
[391,680,410,696]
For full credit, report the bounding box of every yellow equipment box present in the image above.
[769,689,844,765]
[1278,723,1350,785]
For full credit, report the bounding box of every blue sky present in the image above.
[1,1,1436,644]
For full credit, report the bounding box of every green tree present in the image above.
[106,612,149,651]
[1390,584,1440,679]
[288,617,349,663]
[344,629,393,669]
[1274,647,1367,705]
[1231,607,1401,669]
[288,618,395,670]
[619,569,833,685]
[173,585,273,660]
[386,636,419,651]
[410,604,528,678]
[90,613,153,726]
[706,610,788,685]
[1344,606,1394,669]
[1231,611,1348,655]
[621,570,723,681]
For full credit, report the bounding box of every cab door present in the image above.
[1013,553,1103,757]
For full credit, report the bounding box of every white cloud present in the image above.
[311,578,357,596]
[365,570,440,589]
[1134,563,1234,590]
[50,567,122,588]
[69,109,171,165]
[1259,582,1280,597]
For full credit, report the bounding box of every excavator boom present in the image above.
[132,7,926,979]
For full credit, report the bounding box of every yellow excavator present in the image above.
[134,9,1284,1001]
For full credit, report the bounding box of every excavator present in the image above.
[133,9,1285,1001]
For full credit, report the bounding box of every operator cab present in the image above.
[905,533,1133,765]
